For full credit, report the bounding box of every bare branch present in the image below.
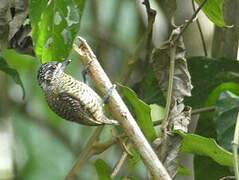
[73,36,171,180]
[110,142,132,178]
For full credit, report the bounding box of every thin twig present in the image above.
[161,45,176,131]
[219,176,236,180]
[191,106,215,115]
[174,0,208,42]
[232,112,239,180]
[153,106,215,127]
[66,126,104,180]
[110,142,132,178]
[92,133,127,155]
[191,0,207,56]
[74,37,171,180]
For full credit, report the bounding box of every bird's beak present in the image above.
[61,59,72,71]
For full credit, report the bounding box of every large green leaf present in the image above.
[187,57,239,177]
[214,91,239,151]
[0,56,25,99]
[185,57,239,109]
[119,84,158,142]
[175,130,237,167]
[2,49,36,70]
[140,71,165,106]
[94,159,112,180]
[195,0,226,27]
[193,83,239,180]
[198,82,239,123]
[206,82,239,108]
[178,129,234,179]
[29,0,86,63]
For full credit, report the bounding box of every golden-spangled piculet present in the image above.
[37,59,118,126]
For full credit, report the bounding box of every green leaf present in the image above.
[201,82,239,120]
[0,56,25,99]
[178,166,191,176]
[94,159,112,180]
[193,84,239,180]
[150,104,164,135]
[119,84,158,142]
[128,147,140,164]
[195,0,226,27]
[206,82,239,108]
[140,71,165,105]
[185,57,239,109]
[2,49,36,70]
[29,0,86,63]
[214,91,239,151]
[175,130,238,167]
[149,104,165,122]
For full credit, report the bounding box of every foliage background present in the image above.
[1,0,239,180]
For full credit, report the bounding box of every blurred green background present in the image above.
[0,0,218,179]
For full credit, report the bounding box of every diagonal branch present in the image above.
[73,36,171,180]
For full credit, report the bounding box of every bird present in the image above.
[37,59,119,126]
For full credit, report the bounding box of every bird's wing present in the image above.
[57,92,104,126]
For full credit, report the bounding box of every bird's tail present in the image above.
[101,116,119,125]
[107,119,119,125]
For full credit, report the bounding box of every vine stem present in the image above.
[191,106,215,115]
[153,106,215,126]
[73,36,171,180]
[191,0,207,56]
[161,45,176,131]
[232,112,239,180]
[174,0,208,43]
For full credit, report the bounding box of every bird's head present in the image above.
[37,59,72,90]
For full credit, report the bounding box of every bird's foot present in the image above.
[82,60,93,83]
[102,84,116,105]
